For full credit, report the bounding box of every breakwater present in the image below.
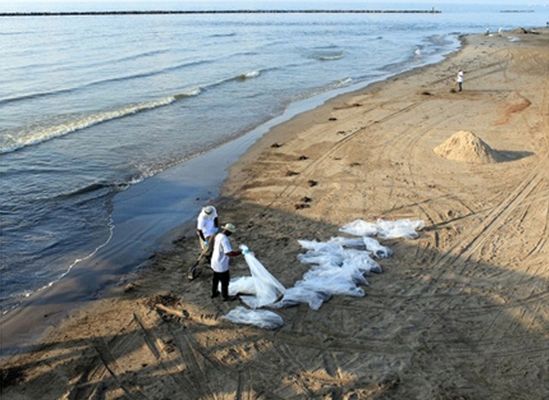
[0,9,442,17]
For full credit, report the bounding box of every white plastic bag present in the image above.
[238,245,285,309]
[342,248,382,273]
[223,306,284,329]
[362,237,393,259]
[271,286,331,310]
[223,219,422,329]
[227,276,256,296]
[339,220,378,237]
[375,219,424,239]
[339,218,423,239]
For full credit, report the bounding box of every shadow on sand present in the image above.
[1,198,547,400]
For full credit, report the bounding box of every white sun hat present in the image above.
[222,223,236,233]
[203,205,216,215]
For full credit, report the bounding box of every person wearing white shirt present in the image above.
[456,69,464,92]
[187,205,219,280]
[196,205,219,256]
[211,223,242,300]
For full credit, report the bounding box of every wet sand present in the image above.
[1,29,548,399]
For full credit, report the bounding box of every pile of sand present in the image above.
[434,130,501,164]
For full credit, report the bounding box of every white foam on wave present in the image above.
[241,70,261,79]
[127,163,167,186]
[318,54,344,61]
[0,91,200,154]
[175,87,202,98]
[335,77,353,87]
[53,215,115,285]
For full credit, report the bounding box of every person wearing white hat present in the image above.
[211,223,242,301]
[187,205,219,280]
[196,205,219,255]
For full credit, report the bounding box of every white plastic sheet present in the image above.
[362,237,393,259]
[235,245,285,309]
[271,286,330,310]
[340,218,423,239]
[375,219,424,239]
[223,219,423,329]
[223,306,284,330]
[339,220,379,237]
[227,276,256,296]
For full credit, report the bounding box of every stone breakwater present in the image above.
[0,9,442,17]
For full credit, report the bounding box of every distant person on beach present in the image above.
[456,69,464,92]
[196,205,219,260]
[211,223,242,301]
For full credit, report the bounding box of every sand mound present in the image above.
[434,131,501,164]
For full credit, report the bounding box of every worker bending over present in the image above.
[196,205,219,261]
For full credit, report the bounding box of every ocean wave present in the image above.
[0,31,34,36]
[97,59,212,86]
[313,44,341,50]
[0,86,81,106]
[4,49,172,74]
[0,91,199,154]
[335,77,353,87]
[87,48,172,68]
[426,34,453,47]
[310,51,345,61]
[62,182,112,198]
[205,69,264,89]
[45,178,141,205]
[0,49,261,106]
[43,215,115,292]
[236,70,261,80]
[0,59,210,106]
[174,87,202,99]
[318,54,344,61]
[290,76,354,102]
[209,32,237,38]
[1,212,116,314]
[0,61,269,154]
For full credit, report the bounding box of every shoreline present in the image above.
[0,32,463,355]
[1,28,548,398]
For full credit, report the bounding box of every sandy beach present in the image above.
[1,29,548,399]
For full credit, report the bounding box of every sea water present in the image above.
[0,2,546,312]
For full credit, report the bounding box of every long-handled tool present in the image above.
[187,249,208,281]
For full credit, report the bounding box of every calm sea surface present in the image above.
[0,4,546,312]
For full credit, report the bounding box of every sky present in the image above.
[1,0,547,5]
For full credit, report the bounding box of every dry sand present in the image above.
[433,130,502,164]
[1,30,548,399]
